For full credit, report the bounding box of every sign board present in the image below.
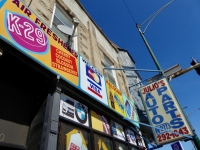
[139,78,193,145]
[171,141,184,150]
[106,80,126,117]
[91,110,111,135]
[80,56,108,105]
[127,129,137,146]
[123,94,140,128]
[0,0,79,86]
[111,120,126,141]
[60,94,89,127]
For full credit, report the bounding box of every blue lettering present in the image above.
[146,98,157,108]
[163,101,176,111]
[170,118,184,129]
[152,115,164,125]
[166,109,177,119]
[149,106,159,115]
[90,83,101,94]
[157,87,167,96]
[162,94,172,103]
[145,93,155,101]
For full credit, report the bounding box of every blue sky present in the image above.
[80,0,200,149]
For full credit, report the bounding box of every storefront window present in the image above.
[115,141,128,150]
[91,110,111,135]
[93,134,113,150]
[111,120,126,141]
[58,122,89,150]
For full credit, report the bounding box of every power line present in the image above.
[122,0,137,24]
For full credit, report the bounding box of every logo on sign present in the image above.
[5,11,49,54]
[75,103,87,124]
[86,65,102,98]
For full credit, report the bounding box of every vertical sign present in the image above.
[0,0,79,86]
[139,78,193,145]
[123,94,140,128]
[106,80,126,117]
[80,56,108,105]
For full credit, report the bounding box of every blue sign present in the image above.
[171,141,184,150]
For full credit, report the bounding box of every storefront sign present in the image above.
[111,121,126,141]
[60,99,89,127]
[91,110,110,135]
[0,0,79,86]
[66,129,88,150]
[123,94,140,128]
[139,78,193,145]
[106,80,126,117]
[80,56,108,105]
[127,129,137,146]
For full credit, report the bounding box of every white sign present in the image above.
[111,121,126,141]
[139,78,193,145]
[80,56,108,105]
[60,98,89,127]
[127,129,137,145]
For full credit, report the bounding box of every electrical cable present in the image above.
[28,0,33,7]
[122,0,137,24]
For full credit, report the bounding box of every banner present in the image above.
[106,80,126,117]
[139,78,193,145]
[60,98,89,127]
[123,94,140,128]
[0,0,79,86]
[80,56,108,105]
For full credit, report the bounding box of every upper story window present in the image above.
[50,4,78,51]
[104,56,118,87]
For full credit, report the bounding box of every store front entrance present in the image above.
[0,41,54,150]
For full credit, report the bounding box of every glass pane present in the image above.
[93,134,113,150]
[58,122,89,150]
[107,75,116,87]
[129,146,138,150]
[111,121,126,141]
[115,141,128,150]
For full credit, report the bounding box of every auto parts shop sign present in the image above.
[139,78,193,145]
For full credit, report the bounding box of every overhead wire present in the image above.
[122,0,137,25]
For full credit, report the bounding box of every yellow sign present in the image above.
[66,129,88,150]
[139,78,193,145]
[0,0,79,86]
[106,80,126,117]
[91,110,111,135]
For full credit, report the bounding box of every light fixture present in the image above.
[0,49,3,57]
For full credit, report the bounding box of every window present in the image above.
[104,56,117,87]
[94,134,113,150]
[58,122,89,150]
[51,4,77,51]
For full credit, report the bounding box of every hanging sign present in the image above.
[139,78,193,145]
[80,56,108,105]
[106,80,126,117]
[0,0,79,86]
[60,95,89,127]
[123,94,140,128]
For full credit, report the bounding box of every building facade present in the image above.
[118,49,155,145]
[0,0,147,150]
